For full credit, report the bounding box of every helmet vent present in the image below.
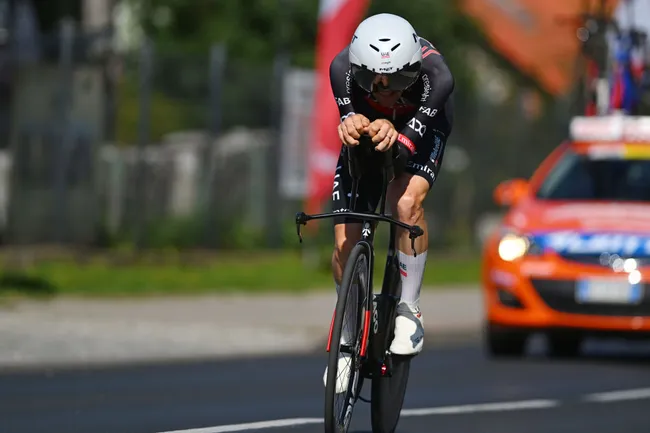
[412,33,418,43]
[378,38,391,42]
[369,44,380,52]
[391,43,401,51]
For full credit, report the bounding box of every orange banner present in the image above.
[306,0,370,216]
[459,0,622,95]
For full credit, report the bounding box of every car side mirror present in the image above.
[493,178,529,207]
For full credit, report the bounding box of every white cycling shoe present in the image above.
[389,301,424,355]
[324,302,423,393]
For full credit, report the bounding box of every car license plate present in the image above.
[576,279,643,304]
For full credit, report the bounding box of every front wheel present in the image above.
[324,243,371,433]
[370,354,412,433]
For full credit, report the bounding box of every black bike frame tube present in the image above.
[350,176,359,213]
[384,222,400,296]
[378,145,395,217]
[346,145,361,213]
[378,167,388,217]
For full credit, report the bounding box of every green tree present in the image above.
[115,0,486,142]
[133,0,483,92]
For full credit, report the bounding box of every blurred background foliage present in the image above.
[116,0,487,143]
[8,0,569,257]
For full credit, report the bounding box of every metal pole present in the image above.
[266,0,291,249]
[265,58,290,249]
[53,18,75,243]
[202,43,226,248]
[134,36,153,250]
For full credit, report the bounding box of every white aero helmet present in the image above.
[349,13,422,92]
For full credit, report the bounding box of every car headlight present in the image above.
[498,234,530,261]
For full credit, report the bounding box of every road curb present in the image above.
[0,286,483,370]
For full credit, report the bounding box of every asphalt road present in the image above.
[2,336,650,433]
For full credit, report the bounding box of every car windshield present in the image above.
[535,149,650,202]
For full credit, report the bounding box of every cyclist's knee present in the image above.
[396,194,423,226]
[391,181,427,226]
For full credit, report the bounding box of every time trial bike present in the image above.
[296,136,424,433]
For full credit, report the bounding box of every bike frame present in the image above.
[296,140,424,376]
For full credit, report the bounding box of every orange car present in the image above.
[482,115,650,358]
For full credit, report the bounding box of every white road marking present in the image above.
[155,399,558,433]
[583,387,650,403]
[156,418,323,433]
[156,388,650,432]
[401,399,559,416]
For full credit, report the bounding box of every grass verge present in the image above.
[0,249,481,297]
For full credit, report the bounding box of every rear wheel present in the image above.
[370,354,412,433]
[370,257,411,433]
[485,323,528,358]
[324,243,371,433]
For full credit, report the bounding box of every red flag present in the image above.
[306,0,370,216]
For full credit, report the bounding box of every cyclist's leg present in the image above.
[331,145,384,288]
[324,146,383,390]
[387,100,454,356]
[386,172,429,355]
[331,146,362,288]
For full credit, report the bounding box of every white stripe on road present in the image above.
[583,387,650,403]
[156,399,557,433]
[156,388,650,432]
[401,399,559,416]
[157,418,323,433]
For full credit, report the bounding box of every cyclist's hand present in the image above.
[368,119,397,152]
[338,114,370,146]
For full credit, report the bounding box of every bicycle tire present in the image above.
[370,354,411,433]
[324,243,372,433]
[370,256,412,433]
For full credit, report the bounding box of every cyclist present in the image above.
[324,13,455,392]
